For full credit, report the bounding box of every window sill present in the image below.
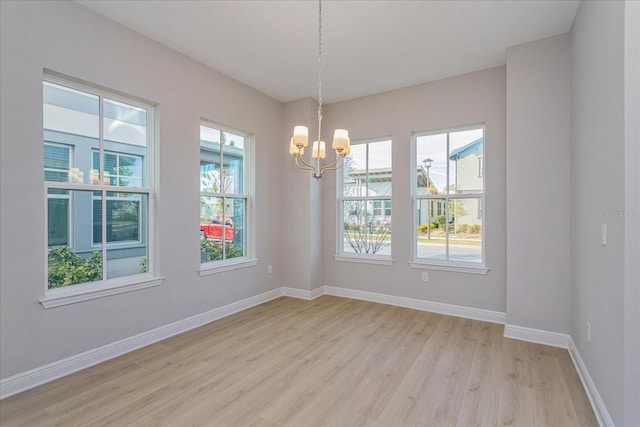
[198,258,258,276]
[408,261,489,275]
[40,275,165,309]
[334,254,394,266]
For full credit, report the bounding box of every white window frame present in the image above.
[41,73,163,309]
[335,137,393,266]
[198,121,257,275]
[409,124,488,275]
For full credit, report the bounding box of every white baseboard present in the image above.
[0,288,283,400]
[323,285,506,324]
[503,324,570,348]
[568,337,615,427]
[281,286,324,300]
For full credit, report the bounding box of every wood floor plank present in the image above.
[0,296,597,427]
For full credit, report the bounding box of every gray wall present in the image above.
[505,34,572,333]
[320,67,507,312]
[0,0,284,378]
[571,1,638,425]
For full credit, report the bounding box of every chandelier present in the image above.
[288,0,350,179]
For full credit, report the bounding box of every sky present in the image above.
[200,125,245,150]
[416,128,483,191]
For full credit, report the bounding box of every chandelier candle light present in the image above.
[289,0,350,179]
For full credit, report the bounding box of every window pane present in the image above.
[343,200,366,254]
[93,194,142,244]
[449,129,484,193]
[449,198,483,263]
[44,82,99,185]
[367,199,391,254]
[105,193,148,279]
[416,133,447,195]
[343,143,366,197]
[342,200,391,255]
[416,198,447,261]
[200,125,222,193]
[103,98,147,147]
[222,132,245,195]
[225,197,246,259]
[200,195,225,262]
[47,190,103,289]
[43,82,99,139]
[367,140,392,196]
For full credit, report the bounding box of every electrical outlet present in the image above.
[587,321,591,343]
[268,265,273,274]
[421,272,429,282]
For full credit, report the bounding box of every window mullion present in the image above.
[220,142,226,260]
[99,95,108,280]
[445,132,450,261]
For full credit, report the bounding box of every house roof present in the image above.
[345,167,436,191]
[449,137,483,161]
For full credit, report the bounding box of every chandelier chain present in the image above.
[317,0,323,124]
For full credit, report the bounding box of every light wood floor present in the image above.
[0,296,597,426]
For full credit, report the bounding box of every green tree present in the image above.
[449,200,468,233]
[48,247,102,288]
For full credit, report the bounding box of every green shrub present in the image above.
[457,224,468,233]
[48,247,102,288]
[437,215,447,226]
[201,240,244,262]
[139,257,148,273]
[470,224,482,233]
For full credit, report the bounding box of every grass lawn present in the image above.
[417,229,482,246]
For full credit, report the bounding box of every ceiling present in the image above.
[76,0,580,104]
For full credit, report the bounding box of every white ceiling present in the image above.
[76,0,579,104]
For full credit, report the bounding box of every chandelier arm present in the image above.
[319,155,344,174]
[295,155,319,172]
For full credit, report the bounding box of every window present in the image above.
[413,126,485,269]
[337,138,392,261]
[43,77,154,290]
[199,123,251,268]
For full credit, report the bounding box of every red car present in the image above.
[200,217,235,241]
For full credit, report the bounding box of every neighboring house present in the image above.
[343,167,392,226]
[448,137,484,226]
[416,166,445,227]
